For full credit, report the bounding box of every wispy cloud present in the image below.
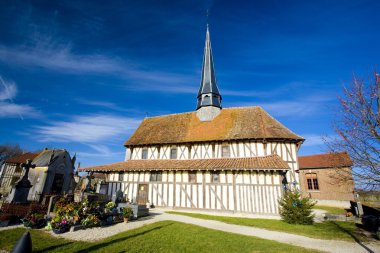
[0,76,40,119]
[33,114,141,143]
[301,134,325,147]
[0,43,195,94]
[226,93,336,117]
[75,98,141,113]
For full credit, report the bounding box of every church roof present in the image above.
[125,106,304,146]
[79,155,289,172]
[299,152,353,169]
[5,152,39,164]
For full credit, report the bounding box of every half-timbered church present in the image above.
[81,27,304,215]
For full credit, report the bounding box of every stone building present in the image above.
[80,27,304,215]
[1,149,75,202]
[298,152,355,207]
[27,149,75,201]
[0,152,39,197]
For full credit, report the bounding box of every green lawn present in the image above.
[167,211,363,242]
[0,221,319,253]
[313,205,347,215]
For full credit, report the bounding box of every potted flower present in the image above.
[22,212,46,229]
[104,201,116,213]
[51,216,70,234]
[122,207,133,223]
[0,214,12,227]
[81,214,100,228]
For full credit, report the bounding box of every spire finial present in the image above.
[206,9,209,27]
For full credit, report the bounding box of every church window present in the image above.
[189,172,196,183]
[211,172,219,183]
[142,149,148,159]
[150,172,162,182]
[306,173,319,191]
[170,147,177,159]
[221,145,230,158]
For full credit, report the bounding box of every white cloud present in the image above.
[301,134,325,147]
[0,79,17,101]
[226,93,336,117]
[34,114,141,143]
[0,76,39,119]
[0,102,39,118]
[0,43,195,93]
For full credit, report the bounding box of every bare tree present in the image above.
[326,73,380,189]
[0,144,23,167]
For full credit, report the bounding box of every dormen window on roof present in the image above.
[142,149,148,160]
[170,147,177,159]
[221,145,230,158]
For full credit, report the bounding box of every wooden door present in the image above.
[51,173,64,194]
[137,184,148,205]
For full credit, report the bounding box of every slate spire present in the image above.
[196,25,222,110]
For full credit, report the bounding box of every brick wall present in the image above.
[299,167,355,201]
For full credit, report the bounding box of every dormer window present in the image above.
[142,148,148,159]
[170,147,177,159]
[221,145,230,158]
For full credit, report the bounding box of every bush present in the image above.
[279,189,316,225]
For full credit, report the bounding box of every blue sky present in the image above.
[0,0,379,167]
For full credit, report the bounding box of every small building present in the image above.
[0,152,39,197]
[298,152,355,207]
[0,149,76,202]
[28,149,75,201]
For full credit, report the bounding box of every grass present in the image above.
[0,221,320,253]
[167,211,364,242]
[313,205,347,215]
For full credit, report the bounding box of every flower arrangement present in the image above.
[50,216,71,234]
[105,201,115,210]
[23,212,46,229]
[81,214,100,228]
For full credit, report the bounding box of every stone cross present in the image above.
[20,159,36,182]
[12,159,36,203]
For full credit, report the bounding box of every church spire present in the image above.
[196,25,222,110]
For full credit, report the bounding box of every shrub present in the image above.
[279,189,316,225]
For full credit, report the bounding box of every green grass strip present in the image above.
[167,211,363,242]
[313,205,347,215]
[0,221,320,253]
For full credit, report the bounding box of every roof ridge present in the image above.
[143,106,262,119]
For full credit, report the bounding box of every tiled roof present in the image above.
[125,106,303,146]
[32,149,67,167]
[299,152,353,169]
[5,152,39,164]
[79,155,290,172]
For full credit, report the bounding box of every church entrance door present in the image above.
[51,173,64,194]
[137,184,148,205]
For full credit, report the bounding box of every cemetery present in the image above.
[0,158,150,235]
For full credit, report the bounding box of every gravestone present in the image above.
[12,160,35,204]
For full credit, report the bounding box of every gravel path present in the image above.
[48,209,380,253]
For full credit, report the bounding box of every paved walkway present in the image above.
[48,210,380,253]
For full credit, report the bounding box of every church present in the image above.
[81,27,304,215]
